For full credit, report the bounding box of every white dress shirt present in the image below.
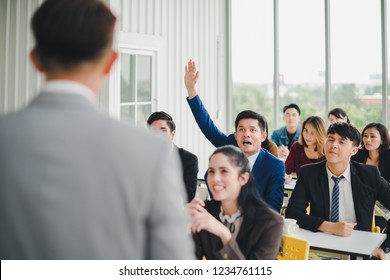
[247,152,260,171]
[326,163,357,223]
[41,80,97,104]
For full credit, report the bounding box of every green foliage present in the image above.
[280,84,325,122]
[232,83,274,131]
[232,82,384,133]
[332,84,382,132]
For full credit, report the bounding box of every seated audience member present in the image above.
[285,122,390,260]
[147,111,199,202]
[352,122,390,232]
[184,60,285,212]
[285,116,326,182]
[328,107,350,125]
[352,122,390,182]
[188,145,283,260]
[271,103,301,159]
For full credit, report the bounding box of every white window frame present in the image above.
[109,31,166,123]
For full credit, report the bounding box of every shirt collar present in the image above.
[326,163,351,183]
[41,80,98,104]
[247,151,260,170]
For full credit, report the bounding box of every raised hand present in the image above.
[184,59,199,99]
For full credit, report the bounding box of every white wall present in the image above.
[0,0,229,175]
[109,0,229,175]
[0,0,44,115]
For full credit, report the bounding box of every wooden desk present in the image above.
[291,228,386,259]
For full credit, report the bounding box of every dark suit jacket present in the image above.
[176,146,198,202]
[193,200,283,260]
[187,95,285,212]
[352,149,390,182]
[285,161,390,236]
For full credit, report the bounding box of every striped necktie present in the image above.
[330,175,344,222]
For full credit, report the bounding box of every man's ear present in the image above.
[102,50,118,75]
[29,48,44,72]
[234,132,237,141]
[261,130,267,142]
[351,145,359,156]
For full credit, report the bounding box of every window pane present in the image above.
[387,2,390,128]
[279,0,325,124]
[331,0,381,131]
[120,54,136,103]
[137,55,152,102]
[137,104,152,127]
[231,0,274,131]
[120,105,135,124]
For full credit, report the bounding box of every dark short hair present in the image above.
[31,0,116,70]
[234,110,266,132]
[283,104,301,115]
[147,111,176,132]
[361,122,390,154]
[327,122,361,147]
[328,108,350,123]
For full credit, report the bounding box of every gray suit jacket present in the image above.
[0,91,194,260]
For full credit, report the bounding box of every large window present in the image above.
[331,0,382,131]
[279,0,325,123]
[231,0,274,131]
[387,0,390,128]
[231,0,388,132]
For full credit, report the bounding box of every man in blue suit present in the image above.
[184,60,285,212]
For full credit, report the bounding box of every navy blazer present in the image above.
[187,95,285,212]
[286,161,390,236]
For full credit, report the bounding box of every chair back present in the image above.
[372,212,381,233]
[277,235,309,260]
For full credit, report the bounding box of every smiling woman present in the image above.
[187,145,283,260]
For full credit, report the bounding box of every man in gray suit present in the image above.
[0,0,194,260]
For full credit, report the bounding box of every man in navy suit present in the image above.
[286,122,390,259]
[184,60,285,212]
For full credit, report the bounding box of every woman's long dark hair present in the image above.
[210,145,269,219]
[328,108,350,123]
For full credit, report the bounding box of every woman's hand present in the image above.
[187,197,232,245]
